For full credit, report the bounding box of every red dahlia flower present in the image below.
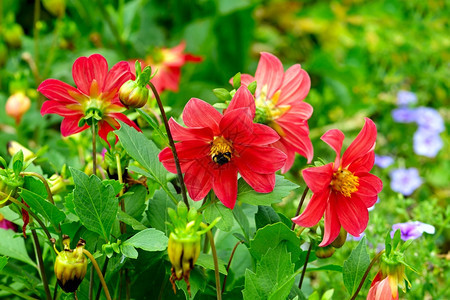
[159,86,286,209]
[367,272,399,300]
[235,52,313,173]
[129,41,202,94]
[292,118,382,246]
[38,54,140,145]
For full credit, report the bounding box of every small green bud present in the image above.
[330,228,347,248]
[315,245,335,259]
[119,80,149,109]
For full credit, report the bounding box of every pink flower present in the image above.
[292,118,382,246]
[159,86,286,209]
[367,272,399,300]
[129,41,202,94]
[235,52,313,172]
[0,213,17,231]
[38,54,140,145]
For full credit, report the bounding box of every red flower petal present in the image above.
[212,164,238,209]
[60,115,88,136]
[292,189,329,227]
[235,161,276,193]
[109,113,141,133]
[255,52,284,99]
[41,100,82,117]
[226,86,256,119]
[72,54,108,94]
[335,193,368,236]
[272,140,295,173]
[103,61,133,94]
[182,98,222,133]
[321,129,345,169]
[276,120,313,163]
[348,151,375,173]
[354,172,382,207]
[302,163,333,193]
[38,79,82,104]
[341,118,377,168]
[319,195,341,247]
[278,65,310,105]
[184,161,213,201]
[220,107,253,141]
[169,118,214,142]
[97,119,117,145]
[278,101,313,124]
[237,123,280,146]
[234,145,286,174]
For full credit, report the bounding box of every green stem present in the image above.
[83,249,112,300]
[92,123,97,175]
[206,230,221,300]
[221,240,243,294]
[53,281,58,300]
[149,82,189,209]
[291,186,309,230]
[89,266,94,300]
[95,257,110,300]
[299,242,312,289]
[31,228,52,300]
[350,250,385,300]
[0,284,39,300]
[3,192,53,241]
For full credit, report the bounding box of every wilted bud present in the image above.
[315,245,335,259]
[42,0,66,18]
[7,141,35,162]
[6,92,31,124]
[119,80,149,109]
[54,236,88,293]
[330,227,347,248]
[168,233,201,283]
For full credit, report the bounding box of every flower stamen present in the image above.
[330,168,359,197]
[210,136,233,165]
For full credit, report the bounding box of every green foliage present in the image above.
[204,201,234,232]
[0,229,35,266]
[121,228,168,259]
[342,237,370,296]
[71,167,118,241]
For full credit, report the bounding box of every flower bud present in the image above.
[6,92,31,124]
[330,227,347,248]
[0,169,24,207]
[42,0,66,18]
[3,23,24,48]
[119,80,149,109]
[315,245,335,259]
[54,237,88,293]
[168,233,201,283]
[7,141,35,162]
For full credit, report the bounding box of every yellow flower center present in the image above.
[330,168,359,197]
[255,85,290,135]
[210,136,233,165]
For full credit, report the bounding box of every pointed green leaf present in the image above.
[115,121,168,186]
[122,228,168,258]
[204,201,234,232]
[237,175,299,206]
[255,206,281,230]
[342,236,370,295]
[71,168,118,241]
[123,184,147,219]
[117,210,147,230]
[0,229,35,267]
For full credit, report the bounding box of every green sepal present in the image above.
[0,156,7,169]
[392,229,401,250]
[198,217,221,235]
[232,72,241,90]
[12,150,23,176]
[385,231,392,256]
[247,81,257,94]
[400,239,413,252]
[135,60,142,77]
[213,88,232,101]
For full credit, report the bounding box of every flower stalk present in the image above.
[31,228,52,300]
[299,242,313,289]
[206,229,222,300]
[82,249,112,300]
[222,240,243,294]
[291,186,309,230]
[149,81,189,209]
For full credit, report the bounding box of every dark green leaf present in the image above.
[233,204,251,239]
[0,256,8,271]
[117,210,147,230]
[71,168,118,241]
[0,229,35,266]
[146,187,178,235]
[237,175,299,206]
[255,206,281,230]
[342,236,370,295]
[102,179,123,195]
[306,264,343,272]
[123,184,147,219]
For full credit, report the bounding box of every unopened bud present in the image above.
[42,0,66,18]
[168,233,201,287]
[315,245,335,259]
[7,141,35,162]
[330,227,347,248]
[6,92,31,124]
[119,80,149,109]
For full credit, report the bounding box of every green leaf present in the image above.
[255,206,281,230]
[0,256,8,271]
[306,264,342,273]
[342,236,370,295]
[237,175,299,206]
[146,187,177,235]
[20,177,66,229]
[102,179,123,195]
[117,210,147,230]
[123,184,147,219]
[12,150,23,175]
[243,244,296,300]
[121,244,138,259]
[0,229,35,267]
[233,204,251,239]
[249,222,301,262]
[196,253,228,275]
[122,228,168,258]
[203,201,234,232]
[115,121,167,186]
[71,168,118,241]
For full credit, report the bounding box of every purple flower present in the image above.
[391,221,435,241]
[391,107,417,123]
[389,168,422,196]
[0,214,17,231]
[397,90,417,106]
[374,155,394,168]
[415,107,444,133]
[347,232,365,242]
[413,128,443,158]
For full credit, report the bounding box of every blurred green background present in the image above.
[0,0,448,298]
